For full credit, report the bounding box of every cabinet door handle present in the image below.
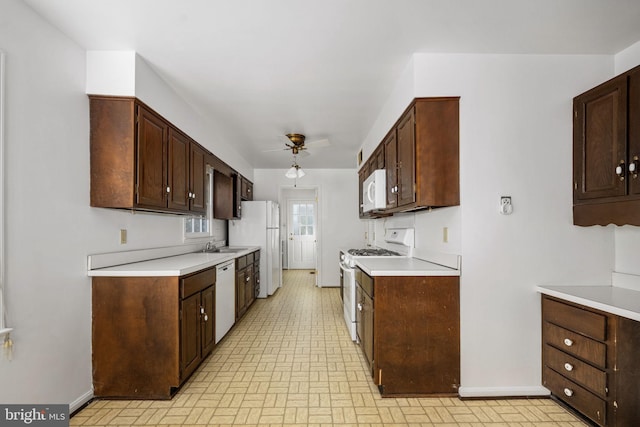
[630,156,639,179]
[563,338,573,347]
[563,388,574,397]
[564,363,574,372]
[616,160,626,181]
[357,303,363,312]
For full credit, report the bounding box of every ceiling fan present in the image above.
[264,133,330,157]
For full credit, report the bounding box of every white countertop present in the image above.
[537,285,640,323]
[88,247,259,277]
[355,257,460,277]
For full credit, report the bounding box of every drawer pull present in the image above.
[564,363,574,372]
[563,388,574,397]
[563,338,573,347]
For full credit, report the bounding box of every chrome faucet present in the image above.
[204,241,214,252]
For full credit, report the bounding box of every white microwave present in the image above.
[362,169,386,212]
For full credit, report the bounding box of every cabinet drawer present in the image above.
[544,344,607,397]
[356,268,373,298]
[181,268,216,299]
[543,297,607,341]
[237,255,247,270]
[543,367,606,427]
[543,322,606,368]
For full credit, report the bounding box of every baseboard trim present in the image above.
[458,386,550,398]
[70,389,94,415]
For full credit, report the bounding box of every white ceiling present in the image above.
[23,0,640,169]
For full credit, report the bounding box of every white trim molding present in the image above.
[458,386,550,398]
[0,50,6,332]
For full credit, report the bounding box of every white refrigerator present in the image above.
[229,201,282,298]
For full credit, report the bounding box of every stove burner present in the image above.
[348,248,401,257]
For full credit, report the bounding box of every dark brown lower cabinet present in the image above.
[235,250,259,320]
[542,295,640,426]
[92,267,216,399]
[355,268,460,396]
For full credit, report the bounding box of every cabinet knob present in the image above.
[563,388,574,397]
[616,161,626,181]
[564,363,574,372]
[630,156,639,179]
[166,186,171,193]
[200,306,205,314]
[246,277,250,282]
[357,303,363,312]
[203,314,208,322]
[563,338,573,347]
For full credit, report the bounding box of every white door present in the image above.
[287,200,317,269]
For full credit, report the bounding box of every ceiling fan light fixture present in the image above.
[285,166,299,179]
[285,157,305,179]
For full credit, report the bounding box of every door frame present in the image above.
[279,185,321,286]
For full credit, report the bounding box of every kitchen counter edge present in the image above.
[355,257,461,277]
[537,285,640,323]
[88,247,260,277]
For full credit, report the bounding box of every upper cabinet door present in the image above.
[136,106,168,209]
[383,130,398,209]
[628,68,640,196]
[189,142,207,213]
[167,128,190,211]
[397,107,416,207]
[573,75,628,201]
[213,170,233,220]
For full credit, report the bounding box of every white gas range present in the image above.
[339,228,414,341]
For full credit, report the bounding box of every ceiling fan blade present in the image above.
[262,147,289,153]
[305,138,330,148]
[297,150,311,158]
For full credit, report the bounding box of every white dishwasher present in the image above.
[215,260,235,344]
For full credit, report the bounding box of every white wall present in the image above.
[253,169,363,287]
[614,43,640,275]
[0,0,241,410]
[86,51,253,179]
[364,53,617,396]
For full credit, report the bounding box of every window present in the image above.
[291,202,315,236]
[184,166,212,240]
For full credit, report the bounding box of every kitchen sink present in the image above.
[204,246,248,254]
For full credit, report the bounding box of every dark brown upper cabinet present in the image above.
[573,65,640,226]
[213,170,233,220]
[90,96,207,215]
[365,97,459,216]
[241,176,253,201]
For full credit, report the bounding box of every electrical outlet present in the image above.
[120,229,127,244]
[443,227,449,243]
[500,196,513,215]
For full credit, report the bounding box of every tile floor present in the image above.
[72,269,586,426]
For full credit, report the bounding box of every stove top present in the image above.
[347,248,401,257]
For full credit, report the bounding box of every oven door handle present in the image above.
[339,262,354,273]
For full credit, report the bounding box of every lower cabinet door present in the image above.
[201,286,215,356]
[180,293,202,380]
